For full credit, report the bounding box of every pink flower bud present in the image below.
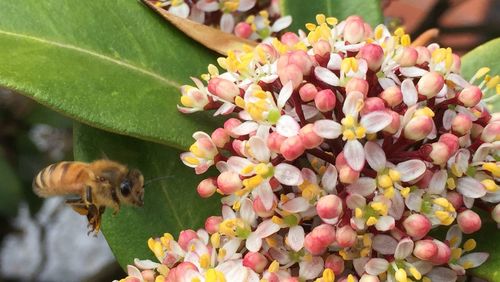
[268,132,287,153]
[211,128,230,148]
[379,86,403,107]
[451,53,461,73]
[205,216,222,234]
[383,110,401,134]
[403,214,432,239]
[141,270,155,282]
[358,43,384,71]
[224,118,242,138]
[397,47,418,67]
[313,40,332,57]
[217,171,242,194]
[451,114,472,136]
[404,115,433,141]
[361,97,385,115]
[315,89,336,112]
[279,64,304,89]
[446,191,463,210]
[325,254,345,275]
[360,275,380,282]
[178,230,198,251]
[457,210,481,234]
[430,240,451,265]
[299,123,324,149]
[439,133,459,156]
[417,71,444,98]
[458,86,482,107]
[344,17,366,43]
[234,22,252,39]
[304,232,326,255]
[299,83,318,102]
[336,225,357,248]
[415,46,431,65]
[317,195,343,221]
[281,32,300,46]
[481,121,500,142]
[280,135,305,161]
[336,153,360,184]
[197,178,217,198]
[166,262,198,281]
[413,240,438,260]
[428,142,451,165]
[253,196,277,218]
[492,204,500,223]
[346,77,369,97]
[243,252,268,273]
[207,77,240,101]
[314,223,336,246]
[289,50,314,75]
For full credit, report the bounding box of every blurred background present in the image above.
[0,0,498,281]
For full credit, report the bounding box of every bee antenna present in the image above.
[144,175,173,186]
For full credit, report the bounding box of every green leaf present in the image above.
[461,38,500,111]
[0,153,23,217]
[0,0,220,150]
[73,123,219,267]
[280,0,383,33]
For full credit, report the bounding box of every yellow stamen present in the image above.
[464,239,477,252]
[268,260,280,273]
[482,163,500,177]
[414,107,435,118]
[481,179,498,192]
[366,216,378,226]
[326,17,338,25]
[305,23,317,31]
[447,177,457,189]
[395,268,408,282]
[316,14,326,25]
[400,187,411,198]
[462,261,474,269]
[377,174,393,188]
[205,268,226,282]
[200,253,211,269]
[371,202,388,216]
[451,248,462,260]
[409,267,421,280]
[272,216,284,225]
[389,169,401,181]
[355,208,363,218]
[322,268,335,282]
[347,274,356,282]
[384,186,395,198]
[211,232,221,248]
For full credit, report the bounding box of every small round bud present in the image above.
[313,40,331,57]
[336,153,360,184]
[417,71,444,98]
[492,204,500,223]
[207,77,240,101]
[360,274,380,282]
[234,22,252,39]
[325,254,345,275]
[343,17,366,44]
[280,135,305,161]
[480,121,500,142]
[397,47,418,67]
[253,196,277,218]
[281,32,300,46]
[243,252,268,273]
[315,89,336,112]
[383,110,401,134]
[211,128,230,148]
[415,46,431,65]
[428,142,451,165]
[317,195,343,221]
[289,50,314,75]
[438,133,459,156]
[379,86,403,107]
[446,191,463,210]
[346,77,369,97]
[268,132,287,153]
[336,225,357,248]
[404,115,433,141]
[299,83,318,102]
[224,118,242,138]
[360,97,385,115]
[178,230,198,251]
[358,44,384,71]
[430,240,451,265]
[205,216,222,234]
[457,210,481,234]
[141,270,155,282]
[278,64,303,89]
[451,114,473,136]
[413,240,438,261]
[217,171,242,194]
[403,214,432,239]
[458,86,482,107]
[197,178,217,198]
[299,123,324,149]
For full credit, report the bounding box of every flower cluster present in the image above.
[150,0,291,42]
[121,15,499,282]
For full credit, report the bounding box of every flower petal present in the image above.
[365,258,389,275]
[344,139,365,171]
[458,252,489,268]
[288,225,305,252]
[232,121,259,136]
[375,215,395,231]
[427,267,458,282]
[343,91,364,118]
[248,136,270,162]
[299,257,324,280]
[277,81,293,109]
[275,163,304,186]
[394,238,414,260]
[276,115,300,137]
[396,160,426,182]
[313,120,342,139]
[427,170,447,194]
[315,66,340,86]
[220,13,235,33]
[446,224,462,248]
[134,258,159,270]
[401,78,418,106]
[372,234,397,255]
[327,53,342,70]
[237,0,256,11]
[364,141,386,172]
[346,193,366,209]
[271,16,292,32]
[196,0,219,12]
[321,164,338,193]
[399,67,428,77]
[346,177,377,196]
[360,111,393,133]
[281,197,309,213]
[457,177,486,198]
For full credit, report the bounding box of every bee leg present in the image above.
[65,198,89,216]
[84,186,93,206]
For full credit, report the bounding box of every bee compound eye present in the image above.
[120,180,132,196]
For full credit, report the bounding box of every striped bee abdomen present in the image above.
[33,161,93,197]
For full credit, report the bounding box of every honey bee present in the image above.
[33,160,144,234]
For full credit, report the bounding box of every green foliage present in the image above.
[73,123,219,267]
[280,0,383,32]
[460,38,500,280]
[0,0,220,150]
[0,153,22,217]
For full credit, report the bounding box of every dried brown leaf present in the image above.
[142,0,257,56]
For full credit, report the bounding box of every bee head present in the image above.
[120,168,145,206]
